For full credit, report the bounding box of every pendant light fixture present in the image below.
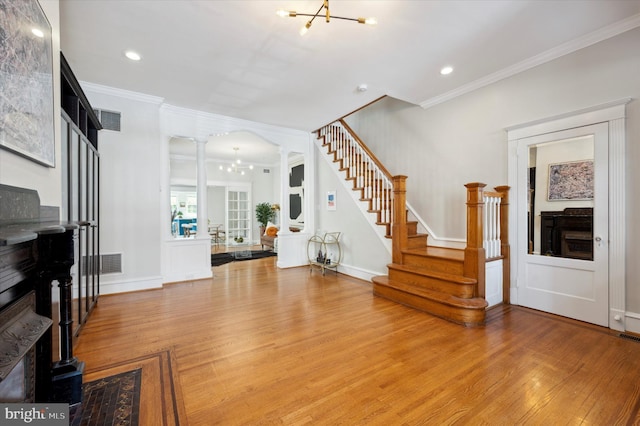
[276,0,377,36]
[219,147,253,175]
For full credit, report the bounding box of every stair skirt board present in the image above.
[372,276,487,327]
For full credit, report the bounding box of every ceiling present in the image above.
[59,0,640,165]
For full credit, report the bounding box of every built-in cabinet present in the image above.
[60,53,102,337]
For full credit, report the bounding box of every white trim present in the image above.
[507,100,629,330]
[333,263,386,283]
[80,81,164,104]
[100,275,164,295]
[420,15,640,109]
[625,312,640,335]
[506,98,630,139]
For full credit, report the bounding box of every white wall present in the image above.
[315,145,390,279]
[0,0,62,208]
[82,86,165,293]
[345,27,640,316]
[207,186,225,227]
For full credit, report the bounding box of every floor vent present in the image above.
[94,109,121,131]
[619,333,640,343]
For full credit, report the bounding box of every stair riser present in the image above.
[402,253,464,275]
[387,269,475,298]
[373,284,485,326]
[406,236,428,249]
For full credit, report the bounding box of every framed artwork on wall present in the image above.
[547,160,594,201]
[0,0,55,167]
[327,191,336,211]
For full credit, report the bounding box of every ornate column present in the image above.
[279,147,291,235]
[195,138,209,238]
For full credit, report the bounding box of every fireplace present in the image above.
[0,184,85,403]
[0,291,50,402]
[540,207,593,260]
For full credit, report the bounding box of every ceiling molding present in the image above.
[80,81,165,104]
[419,13,640,110]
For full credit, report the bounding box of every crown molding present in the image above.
[420,13,640,110]
[80,81,165,105]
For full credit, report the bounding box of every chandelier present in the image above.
[220,147,253,175]
[277,0,377,36]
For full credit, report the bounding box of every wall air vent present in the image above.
[263,169,270,174]
[94,109,121,132]
[100,253,122,274]
[82,253,122,275]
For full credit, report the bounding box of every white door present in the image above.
[516,123,608,326]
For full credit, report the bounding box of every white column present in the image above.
[195,138,209,238]
[279,147,291,235]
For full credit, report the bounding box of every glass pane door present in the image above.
[227,189,251,244]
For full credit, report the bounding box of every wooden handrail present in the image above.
[338,119,393,181]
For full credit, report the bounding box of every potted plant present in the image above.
[256,202,275,230]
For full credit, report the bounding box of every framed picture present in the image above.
[0,0,55,167]
[327,190,336,210]
[547,160,594,201]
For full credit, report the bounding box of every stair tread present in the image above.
[372,276,486,309]
[404,245,465,261]
[386,263,476,284]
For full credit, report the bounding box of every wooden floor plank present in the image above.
[74,257,640,424]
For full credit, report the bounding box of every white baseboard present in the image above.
[163,268,213,284]
[625,312,640,334]
[100,275,164,295]
[333,263,385,283]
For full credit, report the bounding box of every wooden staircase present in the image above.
[317,121,509,327]
[372,247,487,326]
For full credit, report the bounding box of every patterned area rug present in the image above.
[211,250,277,266]
[69,369,141,426]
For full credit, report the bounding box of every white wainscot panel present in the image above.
[164,238,213,283]
[485,259,503,307]
[525,260,595,301]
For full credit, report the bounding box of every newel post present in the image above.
[392,176,408,265]
[495,185,511,304]
[464,182,486,298]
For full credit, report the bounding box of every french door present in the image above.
[227,188,251,243]
[516,123,609,326]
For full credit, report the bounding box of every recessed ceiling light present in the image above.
[440,66,453,75]
[31,28,44,38]
[125,51,141,61]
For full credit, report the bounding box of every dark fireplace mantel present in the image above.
[540,207,593,260]
[0,184,86,403]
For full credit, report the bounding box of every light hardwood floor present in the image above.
[74,256,640,425]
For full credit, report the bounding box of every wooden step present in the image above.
[402,246,465,275]
[372,276,487,326]
[386,263,476,298]
[406,233,428,248]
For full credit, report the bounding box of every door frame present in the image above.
[507,99,629,331]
